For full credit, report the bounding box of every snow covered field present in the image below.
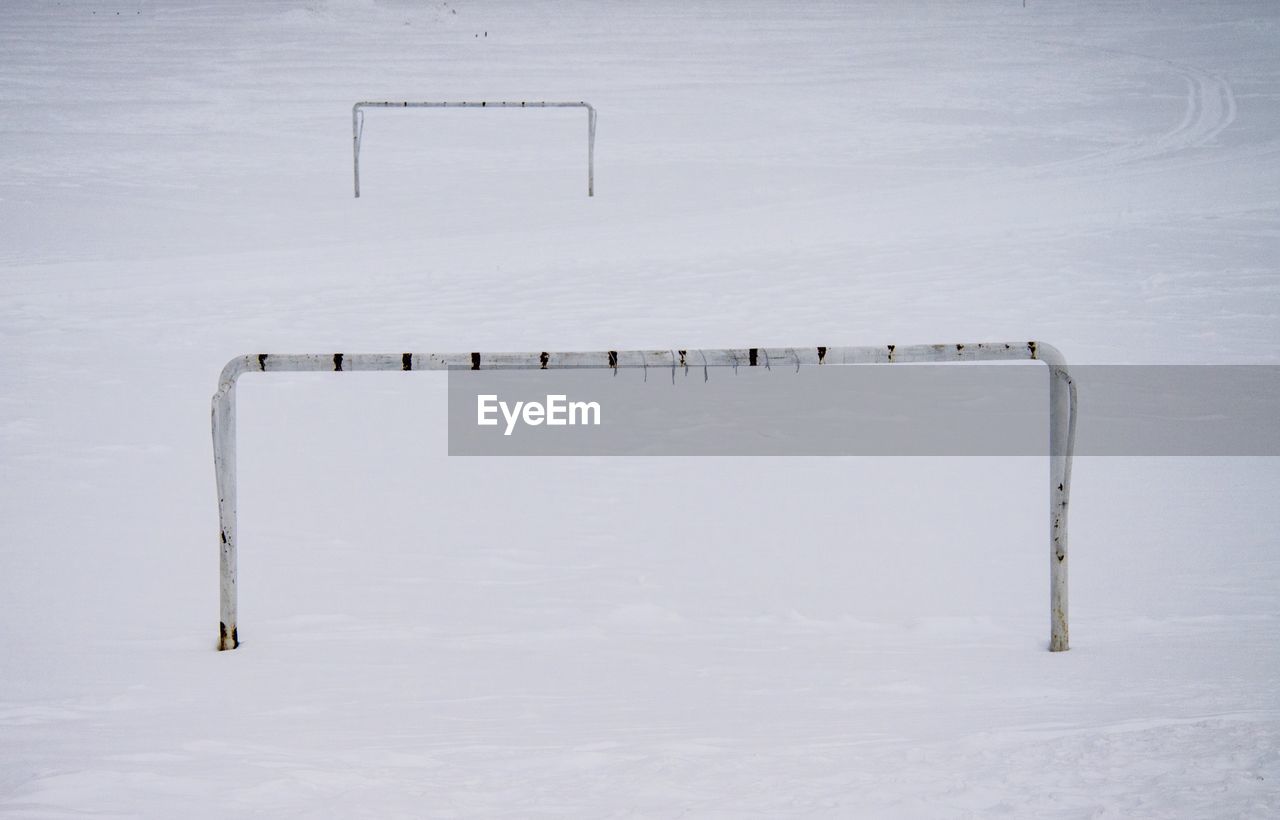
[3,0,1279,815]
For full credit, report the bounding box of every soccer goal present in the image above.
[212,342,1076,652]
[352,100,597,198]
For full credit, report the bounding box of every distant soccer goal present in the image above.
[352,100,597,198]
[212,343,1075,653]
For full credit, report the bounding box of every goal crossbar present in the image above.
[352,100,597,197]
[212,342,1076,652]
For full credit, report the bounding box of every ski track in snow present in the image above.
[2,0,1279,817]
[1026,40,1240,174]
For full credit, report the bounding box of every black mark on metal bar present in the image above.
[333,353,344,371]
[471,352,481,370]
[258,354,268,371]
[402,353,412,371]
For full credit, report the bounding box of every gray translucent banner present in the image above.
[447,365,1280,456]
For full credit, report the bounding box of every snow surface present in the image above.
[3,0,1279,816]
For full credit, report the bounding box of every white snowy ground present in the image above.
[2,0,1279,816]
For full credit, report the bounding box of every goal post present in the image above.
[351,100,597,198]
[212,342,1076,652]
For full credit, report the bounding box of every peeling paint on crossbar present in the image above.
[212,343,1076,652]
[352,100,597,198]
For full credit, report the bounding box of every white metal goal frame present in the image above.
[352,100,597,198]
[212,342,1076,652]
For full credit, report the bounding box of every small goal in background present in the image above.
[351,100,597,198]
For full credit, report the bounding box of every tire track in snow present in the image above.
[1027,40,1239,175]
